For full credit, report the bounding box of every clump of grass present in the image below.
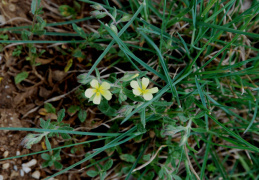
[1,0,259,179]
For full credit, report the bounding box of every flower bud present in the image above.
[90,10,106,19]
[120,14,132,22]
[110,24,118,34]
[90,4,103,10]
[179,135,188,146]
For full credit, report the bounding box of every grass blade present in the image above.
[0,127,120,137]
[244,92,259,134]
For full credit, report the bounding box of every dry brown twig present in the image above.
[184,144,201,180]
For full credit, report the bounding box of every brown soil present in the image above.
[0,0,99,179]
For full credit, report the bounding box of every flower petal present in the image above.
[100,81,110,90]
[133,89,142,96]
[146,87,158,94]
[142,77,149,90]
[143,92,153,100]
[101,89,112,100]
[85,88,96,98]
[130,80,140,89]
[93,92,101,104]
[90,79,99,89]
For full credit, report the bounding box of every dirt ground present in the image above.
[0,0,99,179]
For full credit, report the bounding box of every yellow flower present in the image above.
[130,77,158,100]
[85,79,112,104]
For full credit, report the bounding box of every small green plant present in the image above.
[12,45,23,57]
[41,149,63,170]
[24,0,46,65]
[0,34,8,51]
[21,108,73,149]
[86,159,113,179]
[67,105,87,122]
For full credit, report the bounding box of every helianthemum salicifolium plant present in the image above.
[2,0,259,179]
[84,76,158,104]
[78,72,160,117]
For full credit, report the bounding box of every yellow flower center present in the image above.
[94,86,104,94]
[139,88,148,95]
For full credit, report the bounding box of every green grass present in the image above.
[0,0,259,179]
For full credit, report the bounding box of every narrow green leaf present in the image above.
[45,136,51,151]
[15,72,29,84]
[120,154,136,163]
[87,170,99,177]
[200,134,212,179]
[0,127,120,137]
[44,103,56,113]
[112,7,117,19]
[57,109,65,123]
[31,0,41,14]
[41,153,50,160]
[103,159,113,171]
[72,23,87,38]
[195,76,208,130]
[140,108,146,128]
[201,0,217,17]
[78,109,87,122]
[244,92,259,134]
[68,105,80,115]
[54,161,63,170]
[60,131,71,139]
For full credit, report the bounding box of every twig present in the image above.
[132,145,167,172]
[184,145,201,180]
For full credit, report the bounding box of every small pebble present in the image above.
[22,159,37,167]
[8,4,16,11]
[0,15,5,24]
[13,165,18,171]
[16,151,20,156]
[22,166,31,173]
[3,151,9,158]
[31,170,40,179]
[10,171,19,178]
[20,169,24,177]
[2,163,10,169]
[48,178,58,180]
